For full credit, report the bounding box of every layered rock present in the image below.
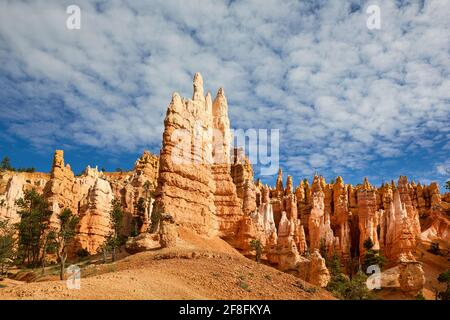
[211,88,244,240]
[125,233,160,254]
[309,250,331,287]
[270,211,301,271]
[231,148,254,201]
[154,73,248,242]
[159,214,178,248]
[294,222,308,255]
[0,149,160,254]
[382,186,417,261]
[397,254,426,295]
[420,183,450,249]
[0,175,25,223]
[44,150,77,220]
[298,249,331,288]
[357,178,380,253]
[153,73,218,235]
[1,73,449,295]
[74,176,114,254]
[308,176,334,255]
[397,176,421,238]
[332,177,351,262]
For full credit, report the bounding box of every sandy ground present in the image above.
[0,228,334,300]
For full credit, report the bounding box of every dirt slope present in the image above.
[0,228,334,300]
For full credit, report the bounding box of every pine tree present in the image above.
[132,197,146,236]
[15,189,52,268]
[437,270,450,300]
[249,239,263,263]
[109,199,123,262]
[326,253,349,299]
[53,208,80,280]
[0,220,16,276]
[0,156,12,171]
[362,237,386,273]
[343,269,374,300]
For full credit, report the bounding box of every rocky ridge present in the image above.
[1,73,449,297]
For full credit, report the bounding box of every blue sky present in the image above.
[0,0,449,189]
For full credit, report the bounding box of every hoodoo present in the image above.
[0,73,449,298]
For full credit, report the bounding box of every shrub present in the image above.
[428,242,441,256]
[437,270,450,300]
[76,248,90,259]
[238,279,250,291]
[249,239,263,263]
[415,292,426,300]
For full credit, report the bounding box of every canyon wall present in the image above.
[0,150,159,254]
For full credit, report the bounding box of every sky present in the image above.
[0,0,449,190]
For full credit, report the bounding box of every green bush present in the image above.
[249,239,263,263]
[76,248,90,259]
[437,270,450,300]
[427,242,441,256]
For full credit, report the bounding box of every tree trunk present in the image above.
[60,256,65,281]
[41,257,46,275]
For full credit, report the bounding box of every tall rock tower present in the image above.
[153,73,243,237]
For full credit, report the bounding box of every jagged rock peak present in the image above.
[362,177,372,190]
[319,176,326,189]
[171,91,182,104]
[398,175,409,187]
[192,72,204,101]
[311,174,322,193]
[285,175,293,195]
[276,168,283,192]
[134,150,159,176]
[50,149,73,179]
[83,165,103,178]
[213,87,228,115]
[52,149,65,169]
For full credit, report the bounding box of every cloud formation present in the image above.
[0,0,449,186]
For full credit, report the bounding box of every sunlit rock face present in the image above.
[153,73,244,238]
[357,178,380,254]
[0,149,159,255]
[0,73,448,295]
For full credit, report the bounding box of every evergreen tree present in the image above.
[249,239,263,263]
[15,189,52,268]
[362,237,386,273]
[343,269,374,300]
[132,197,146,237]
[109,199,123,262]
[428,242,441,255]
[363,238,374,251]
[319,238,328,263]
[96,239,111,264]
[0,156,12,171]
[53,208,80,280]
[150,206,162,233]
[437,270,450,300]
[0,220,17,276]
[326,253,349,299]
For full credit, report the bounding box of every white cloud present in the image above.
[0,0,449,182]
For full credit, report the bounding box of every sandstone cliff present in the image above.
[0,150,159,254]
